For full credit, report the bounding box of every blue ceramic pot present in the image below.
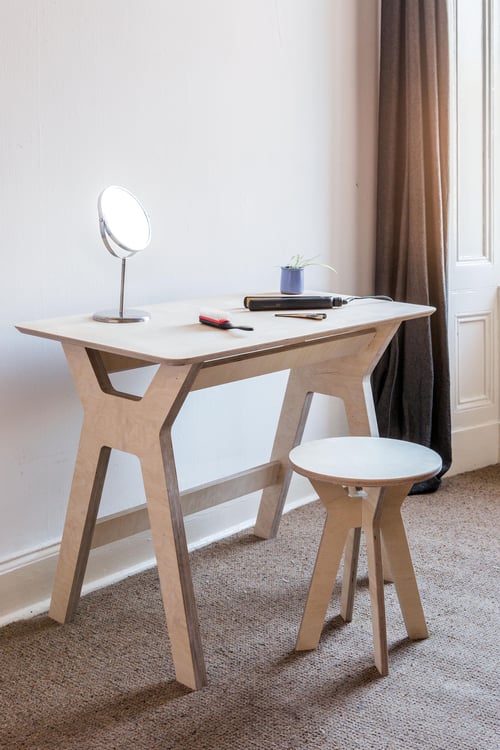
[280,267,304,294]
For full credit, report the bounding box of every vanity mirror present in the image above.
[93,185,151,323]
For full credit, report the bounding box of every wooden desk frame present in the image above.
[17,299,433,690]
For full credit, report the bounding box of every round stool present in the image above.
[289,436,442,675]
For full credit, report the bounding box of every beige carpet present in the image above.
[1,465,499,750]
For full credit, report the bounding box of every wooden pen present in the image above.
[274,312,327,320]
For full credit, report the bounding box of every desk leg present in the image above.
[254,369,379,540]
[254,369,313,539]
[336,374,379,438]
[49,433,110,623]
[339,375,379,603]
[50,346,206,690]
[141,438,207,690]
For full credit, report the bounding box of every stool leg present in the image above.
[380,483,429,640]
[296,483,361,651]
[362,488,388,675]
[381,536,394,583]
[340,527,361,622]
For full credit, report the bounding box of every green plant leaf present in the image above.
[285,253,336,272]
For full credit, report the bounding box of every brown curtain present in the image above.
[372,0,451,492]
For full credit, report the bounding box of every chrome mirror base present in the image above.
[93,309,150,323]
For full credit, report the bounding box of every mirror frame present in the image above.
[98,185,151,259]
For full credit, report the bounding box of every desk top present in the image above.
[16,295,434,365]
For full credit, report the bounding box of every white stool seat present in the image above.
[289,436,442,486]
[290,436,442,676]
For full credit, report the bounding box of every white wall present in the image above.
[0,1,379,620]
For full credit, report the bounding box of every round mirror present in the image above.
[94,185,152,323]
[98,185,151,258]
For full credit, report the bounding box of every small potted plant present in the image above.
[280,254,336,294]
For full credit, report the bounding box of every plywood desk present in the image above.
[17,295,433,690]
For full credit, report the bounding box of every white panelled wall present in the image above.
[448,0,500,473]
[0,1,380,624]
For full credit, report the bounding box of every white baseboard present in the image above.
[0,489,316,628]
[449,421,500,476]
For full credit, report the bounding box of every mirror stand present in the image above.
[93,258,150,323]
[93,185,152,324]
